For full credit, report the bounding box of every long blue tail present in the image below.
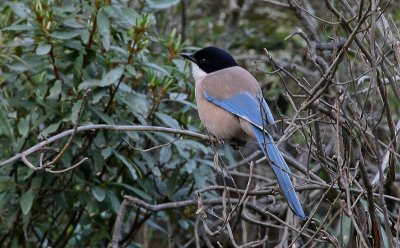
[252,126,306,220]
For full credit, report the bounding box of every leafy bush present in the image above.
[0,1,212,246]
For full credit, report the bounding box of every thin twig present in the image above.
[45,157,88,174]
[123,135,182,152]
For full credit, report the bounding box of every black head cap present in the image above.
[180,46,238,73]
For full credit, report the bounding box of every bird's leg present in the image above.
[204,129,221,148]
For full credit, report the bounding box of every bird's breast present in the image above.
[195,80,251,141]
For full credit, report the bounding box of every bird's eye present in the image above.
[200,59,207,64]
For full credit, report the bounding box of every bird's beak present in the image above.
[180,53,197,63]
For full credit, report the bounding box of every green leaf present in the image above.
[54,5,76,14]
[47,80,62,99]
[175,141,189,158]
[3,24,36,31]
[92,89,108,104]
[100,66,124,87]
[122,93,149,117]
[141,152,156,168]
[17,116,29,136]
[79,29,90,44]
[180,140,209,154]
[90,107,115,125]
[155,112,180,129]
[86,198,98,216]
[70,101,82,124]
[340,215,351,245]
[22,211,30,237]
[167,170,179,199]
[185,160,196,174]
[120,8,139,25]
[6,58,44,73]
[97,10,111,51]
[78,79,101,91]
[159,146,172,164]
[113,150,138,180]
[63,18,85,29]
[193,162,213,188]
[146,0,180,9]
[103,6,139,26]
[141,62,170,76]
[126,131,140,142]
[102,147,112,159]
[125,65,136,77]
[0,104,15,143]
[168,92,197,109]
[36,43,52,55]
[152,166,161,177]
[9,3,31,18]
[91,186,106,202]
[102,6,121,18]
[50,29,83,40]
[0,75,7,86]
[41,121,61,137]
[20,189,35,215]
[107,191,120,213]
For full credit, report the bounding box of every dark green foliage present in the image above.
[0,1,211,246]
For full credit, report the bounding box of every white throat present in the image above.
[191,62,207,81]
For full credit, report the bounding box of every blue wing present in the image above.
[204,91,306,220]
[204,91,274,127]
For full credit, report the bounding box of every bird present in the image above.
[180,46,306,220]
